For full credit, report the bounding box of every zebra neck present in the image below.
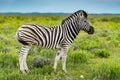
[62,21,80,41]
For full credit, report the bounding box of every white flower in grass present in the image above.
[80,75,84,79]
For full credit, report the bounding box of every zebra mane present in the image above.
[61,10,88,25]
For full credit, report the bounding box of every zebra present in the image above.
[16,10,94,73]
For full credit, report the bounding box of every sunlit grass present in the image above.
[0,14,120,80]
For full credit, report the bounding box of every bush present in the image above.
[74,35,100,50]
[106,32,120,47]
[68,50,88,64]
[0,53,18,68]
[96,29,111,37]
[110,17,120,23]
[101,17,109,22]
[94,48,110,58]
[32,56,51,68]
[32,65,53,75]
[0,47,10,53]
[29,47,55,58]
[91,62,120,80]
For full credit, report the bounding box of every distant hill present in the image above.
[0,12,120,15]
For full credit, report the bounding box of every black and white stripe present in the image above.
[17,24,63,49]
[16,10,94,73]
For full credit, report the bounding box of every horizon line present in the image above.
[0,12,120,14]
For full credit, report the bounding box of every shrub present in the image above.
[68,50,88,64]
[110,17,120,23]
[106,32,120,47]
[75,35,100,50]
[94,48,110,58]
[50,16,59,21]
[0,53,18,68]
[0,19,5,23]
[91,62,120,80]
[101,17,109,22]
[39,65,53,75]
[29,47,55,58]
[40,49,55,58]
[0,47,10,53]
[32,65,53,75]
[32,56,51,68]
[97,29,110,37]
[29,46,41,55]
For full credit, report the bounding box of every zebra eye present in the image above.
[84,21,86,22]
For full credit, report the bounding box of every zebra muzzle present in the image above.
[88,26,94,34]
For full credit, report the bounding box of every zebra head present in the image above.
[78,10,94,34]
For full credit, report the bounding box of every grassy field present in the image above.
[0,13,120,80]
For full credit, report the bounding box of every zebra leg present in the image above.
[53,50,62,72]
[19,45,31,73]
[62,48,68,73]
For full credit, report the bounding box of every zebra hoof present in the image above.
[62,69,68,73]
[20,69,30,74]
[24,69,30,73]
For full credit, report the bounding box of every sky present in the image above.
[0,0,120,14]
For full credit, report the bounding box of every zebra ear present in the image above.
[79,12,84,18]
[79,10,88,18]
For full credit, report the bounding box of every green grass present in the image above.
[0,14,120,80]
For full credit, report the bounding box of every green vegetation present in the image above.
[94,48,110,58]
[32,56,50,68]
[0,14,120,80]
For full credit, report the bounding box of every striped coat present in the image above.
[16,10,94,73]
